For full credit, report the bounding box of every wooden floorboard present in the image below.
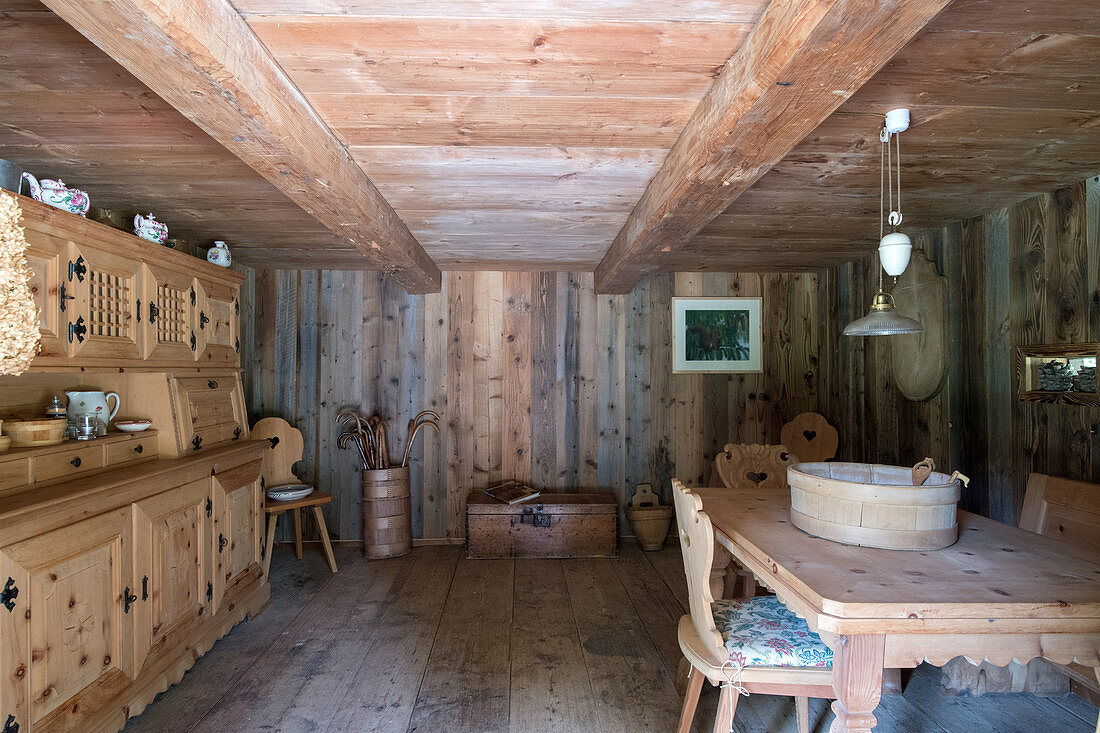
[122,545,1097,733]
[509,559,602,733]
[407,557,515,732]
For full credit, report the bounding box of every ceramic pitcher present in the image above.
[133,213,168,244]
[66,390,121,424]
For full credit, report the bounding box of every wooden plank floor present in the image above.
[124,544,1098,733]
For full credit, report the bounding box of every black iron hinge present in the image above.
[190,286,196,306]
[260,539,266,562]
[206,497,213,517]
[234,298,239,315]
[148,301,159,324]
[68,256,86,283]
[123,586,138,614]
[68,316,87,344]
[1,578,18,612]
[192,435,203,451]
[218,534,228,553]
[3,713,19,733]
[206,582,213,602]
[232,426,242,441]
[190,332,196,352]
[234,337,240,354]
[199,311,209,330]
[260,477,265,491]
[142,575,149,601]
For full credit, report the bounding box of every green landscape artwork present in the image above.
[684,308,751,362]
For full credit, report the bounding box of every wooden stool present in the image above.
[253,417,338,576]
[263,492,337,576]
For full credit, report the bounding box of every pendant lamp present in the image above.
[844,109,922,337]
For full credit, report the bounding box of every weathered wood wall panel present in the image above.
[831,176,1100,525]
[243,270,827,540]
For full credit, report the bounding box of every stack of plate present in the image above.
[266,484,314,502]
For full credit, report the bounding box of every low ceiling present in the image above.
[0,0,1097,277]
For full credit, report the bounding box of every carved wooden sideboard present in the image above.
[0,197,267,733]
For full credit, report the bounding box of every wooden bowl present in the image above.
[5,417,67,447]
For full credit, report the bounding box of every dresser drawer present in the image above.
[106,435,157,465]
[34,443,106,482]
[0,458,31,491]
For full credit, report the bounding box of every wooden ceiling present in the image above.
[0,0,1098,280]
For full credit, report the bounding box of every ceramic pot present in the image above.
[207,240,232,267]
[20,173,90,216]
[66,390,121,429]
[134,213,168,244]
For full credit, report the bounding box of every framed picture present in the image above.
[672,297,762,373]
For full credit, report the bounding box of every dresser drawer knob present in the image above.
[207,380,219,390]
[134,444,144,454]
[69,456,82,467]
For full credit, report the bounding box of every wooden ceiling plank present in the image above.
[38,0,441,292]
[593,0,955,294]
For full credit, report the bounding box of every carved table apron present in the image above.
[692,485,1100,733]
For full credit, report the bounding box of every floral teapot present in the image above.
[20,173,90,216]
[133,213,168,244]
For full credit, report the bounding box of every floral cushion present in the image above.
[712,595,833,668]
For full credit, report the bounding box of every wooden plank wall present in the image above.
[830,175,1100,525]
[241,271,827,541]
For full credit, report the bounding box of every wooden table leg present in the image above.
[829,634,885,733]
[711,539,733,599]
[312,505,338,573]
[263,511,279,578]
[293,507,303,560]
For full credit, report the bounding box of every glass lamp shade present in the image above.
[878,231,912,277]
[843,290,922,336]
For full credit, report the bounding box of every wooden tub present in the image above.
[787,462,962,550]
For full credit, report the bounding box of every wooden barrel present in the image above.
[362,466,412,559]
[788,462,962,550]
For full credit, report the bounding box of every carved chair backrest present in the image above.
[779,412,839,463]
[1019,473,1100,549]
[714,443,798,492]
[672,479,727,664]
[251,417,305,487]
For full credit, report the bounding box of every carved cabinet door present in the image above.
[131,478,211,675]
[23,227,67,364]
[139,263,198,363]
[191,278,239,367]
[0,507,135,733]
[211,467,261,614]
[64,243,143,362]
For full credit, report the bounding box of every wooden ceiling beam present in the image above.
[39,0,441,293]
[593,0,955,294]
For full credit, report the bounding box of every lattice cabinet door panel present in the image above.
[211,466,261,614]
[0,508,135,732]
[192,278,240,367]
[139,263,197,363]
[23,227,67,364]
[131,478,211,676]
[64,243,143,362]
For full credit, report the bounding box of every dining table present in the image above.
[692,485,1100,733]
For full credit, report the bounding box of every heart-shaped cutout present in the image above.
[745,471,768,484]
[803,429,817,441]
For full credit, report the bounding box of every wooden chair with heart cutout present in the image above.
[779,412,838,463]
[709,444,798,599]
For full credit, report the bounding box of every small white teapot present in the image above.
[207,240,231,267]
[21,173,90,216]
[134,213,168,244]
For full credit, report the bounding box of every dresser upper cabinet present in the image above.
[17,195,244,371]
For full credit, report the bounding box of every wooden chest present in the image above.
[466,493,618,559]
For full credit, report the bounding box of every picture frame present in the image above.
[672,297,763,373]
